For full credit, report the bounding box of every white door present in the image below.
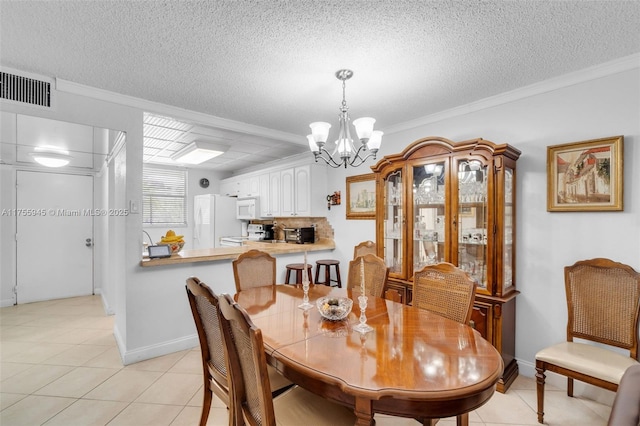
[16,171,94,303]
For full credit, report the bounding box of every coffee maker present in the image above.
[263,224,275,240]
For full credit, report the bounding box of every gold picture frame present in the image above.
[547,136,623,212]
[346,173,376,219]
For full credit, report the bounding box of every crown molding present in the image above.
[54,79,303,144]
[385,53,640,135]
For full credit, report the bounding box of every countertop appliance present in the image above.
[193,194,242,249]
[284,227,315,244]
[263,224,274,240]
[247,223,265,241]
[236,197,259,220]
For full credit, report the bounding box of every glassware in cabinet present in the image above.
[383,170,403,275]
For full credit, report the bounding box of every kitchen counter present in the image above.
[140,238,335,267]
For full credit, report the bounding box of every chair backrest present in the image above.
[607,364,640,426]
[185,277,229,406]
[347,253,389,298]
[413,262,477,325]
[565,258,640,358]
[217,293,277,426]
[232,249,277,292]
[353,240,377,259]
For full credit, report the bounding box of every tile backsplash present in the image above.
[252,217,334,240]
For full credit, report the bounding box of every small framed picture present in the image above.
[346,173,376,220]
[547,136,623,212]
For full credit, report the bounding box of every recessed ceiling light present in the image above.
[171,141,226,164]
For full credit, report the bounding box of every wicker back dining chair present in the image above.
[353,240,377,259]
[412,262,477,325]
[347,253,389,298]
[216,293,356,426]
[186,277,292,426]
[185,277,230,426]
[535,258,640,424]
[232,249,276,292]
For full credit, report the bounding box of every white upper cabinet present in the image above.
[220,161,327,217]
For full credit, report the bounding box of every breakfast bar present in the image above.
[140,238,336,267]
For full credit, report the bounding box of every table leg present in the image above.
[456,413,469,426]
[354,397,375,426]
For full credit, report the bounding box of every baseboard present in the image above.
[99,292,115,316]
[118,334,199,366]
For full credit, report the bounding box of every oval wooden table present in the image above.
[235,284,503,426]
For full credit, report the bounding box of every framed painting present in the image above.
[346,173,376,219]
[547,136,623,212]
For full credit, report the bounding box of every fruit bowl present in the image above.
[162,240,184,254]
[316,297,353,321]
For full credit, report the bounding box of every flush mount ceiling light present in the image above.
[171,141,226,164]
[307,69,383,169]
[29,146,71,168]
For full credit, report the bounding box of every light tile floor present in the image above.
[1,295,613,425]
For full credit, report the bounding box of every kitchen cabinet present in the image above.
[280,164,326,217]
[371,136,521,392]
[259,172,281,217]
[219,177,239,197]
[222,162,327,218]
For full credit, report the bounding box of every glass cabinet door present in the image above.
[383,170,403,275]
[502,167,515,293]
[412,161,446,271]
[456,159,489,290]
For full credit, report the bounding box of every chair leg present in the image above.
[325,264,331,286]
[567,377,574,397]
[200,386,212,426]
[535,365,546,424]
[314,265,321,283]
[335,264,341,288]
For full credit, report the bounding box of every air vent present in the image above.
[1,71,51,107]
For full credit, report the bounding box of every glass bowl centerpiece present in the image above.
[316,296,353,321]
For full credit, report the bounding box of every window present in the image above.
[143,166,187,225]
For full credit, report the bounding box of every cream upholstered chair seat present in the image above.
[536,342,640,384]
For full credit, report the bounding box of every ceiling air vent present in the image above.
[1,71,51,107]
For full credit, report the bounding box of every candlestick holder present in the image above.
[298,279,313,310]
[352,294,374,334]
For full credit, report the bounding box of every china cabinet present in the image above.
[371,136,521,392]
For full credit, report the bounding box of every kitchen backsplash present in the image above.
[252,217,334,240]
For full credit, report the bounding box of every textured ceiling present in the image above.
[1,1,639,172]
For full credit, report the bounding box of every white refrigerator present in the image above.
[193,194,242,249]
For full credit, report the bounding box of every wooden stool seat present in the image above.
[285,263,313,285]
[315,259,342,288]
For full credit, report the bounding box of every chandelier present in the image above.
[307,69,383,168]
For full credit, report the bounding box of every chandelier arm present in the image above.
[347,145,378,167]
[313,148,347,168]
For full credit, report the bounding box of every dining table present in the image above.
[234,283,504,426]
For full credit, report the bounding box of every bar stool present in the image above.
[285,263,314,285]
[315,259,341,288]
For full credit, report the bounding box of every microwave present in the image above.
[284,227,315,244]
[236,198,259,220]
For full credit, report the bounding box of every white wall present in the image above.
[328,64,640,382]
